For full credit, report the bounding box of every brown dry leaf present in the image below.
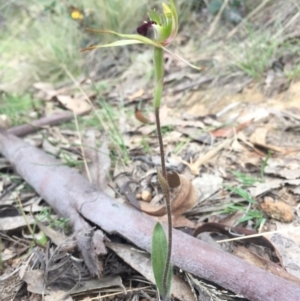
[134,107,152,124]
[293,185,300,195]
[71,276,125,294]
[260,197,294,222]
[23,269,123,296]
[264,157,300,180]
[265,222,300,280]
[281,168,300,181]
[33,82,55,91]
[56,95,91,114]
[158,174,198,228]
[1,215,37,231]
[45,291,73,301]
[139,174,197,218]
[235,106,270,124]
[33,82,58,100]
[107,242,197,301]
[210,120,250,138]
[249,180,283,198]
[128,89,144,101]
[277,187,298,206]
[0,258,30,301]
[172,176,198,217]
[167,171,181,188]
[1,248,16,262]
[193,223,282,260]
[23,270,47,294]
[231,138,248,153]
[236,132,265,157]
[233,245,300,285]
[180,139,232,175]
[249,127,287,153]
[176,127,213,144]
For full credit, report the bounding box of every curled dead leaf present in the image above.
[210,120,251,138]
[167,171,180,188]
[233,245,300,285]
[170,174,195,215]
[135,107,152,124]
[193,222,284,266]
[249,127,288,153]
[139,173,198,219]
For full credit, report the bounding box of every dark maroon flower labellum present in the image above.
[137,21,156,37]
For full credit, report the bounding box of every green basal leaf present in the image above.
[152,222,172,298]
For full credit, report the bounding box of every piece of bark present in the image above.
[0,130,300,301]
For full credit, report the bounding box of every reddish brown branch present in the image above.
[7,111,76,137]
[0,130,300,301]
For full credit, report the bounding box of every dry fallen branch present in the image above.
[7,112,74,137]
[1,130,300,301]
[7,110,90,138]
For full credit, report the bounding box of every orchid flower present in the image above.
[82,1,199,109]
[82,2,199,298]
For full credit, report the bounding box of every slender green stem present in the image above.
[155,108,167,179]
[155,107,172,297]
[153,46,172,298]
[154,47,164,109]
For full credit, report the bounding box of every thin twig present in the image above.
[226,0,271,39]
[208,0,229,37]
[217,226,300,243]
[73,112,92,183]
